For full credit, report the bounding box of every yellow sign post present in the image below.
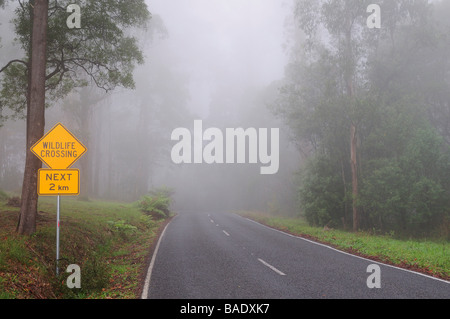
[31,123,87,275]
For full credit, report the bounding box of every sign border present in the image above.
[31,122,87,169]
[37,168,81,196]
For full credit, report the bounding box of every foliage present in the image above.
[53,253,111,299]
[107,220,138,239]
[138,187,173,219]
[273,0,450,236]
[275,0,450,236]
[138,214,157,230]
[0,198,165,298]
[0,189,8,201]
[298,155,348,228]
[0,0,151,121]
[296,103,450,235]
[361,127,450,234]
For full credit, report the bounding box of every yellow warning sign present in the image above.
[38,169,80,196]
[31,123,87,169]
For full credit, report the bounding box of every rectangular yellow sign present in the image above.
[38,169,80,196]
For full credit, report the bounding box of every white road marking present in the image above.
[258,258,286,276]
[141,216,176,299]
[223,230,230,237]
[241,215,450,284]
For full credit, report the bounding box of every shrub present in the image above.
[138,187,173,219]
[298,156,347,228]
[138,214,156,230]
[0,190,8,201]
[107,220,137,239]
[6,197,20,207]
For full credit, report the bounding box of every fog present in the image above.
[143,0,298,212]
[150,0,291,117]
[0,0,300,215]
[142,0,299,213]
[3,1,448,233]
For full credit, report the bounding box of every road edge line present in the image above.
[237,214,450,285]
[141,215,177,299]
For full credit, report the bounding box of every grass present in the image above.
[237,211,450,281]
[0,196,169,299]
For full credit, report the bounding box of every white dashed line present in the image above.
[258,258,286,276]
[241,215,450,284]
[223,230,230,237]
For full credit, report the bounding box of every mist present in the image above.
[145,0,299,213]
[1,0,450,301]
[2,0,448,235]
[150,0,291,115]
[0,0,300,215]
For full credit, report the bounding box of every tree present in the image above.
[357,0,450,234]
[0,0,150,235]
[16,0,48,235]
[360,124,450,234]
[276,0,439,231]
[281,0,378,231]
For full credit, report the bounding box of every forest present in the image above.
[0,0,449,238]
[273,0,450,235]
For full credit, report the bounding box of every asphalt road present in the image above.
[144,211,450,299]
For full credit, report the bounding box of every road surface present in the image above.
[144,211,449,299]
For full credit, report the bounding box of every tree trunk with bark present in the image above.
[17,0,48,235]
[350,123,358,231]
[345,22,359,232]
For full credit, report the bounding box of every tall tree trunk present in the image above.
[77,89,109,200]
[345,22,359,232]
[340,158,348,230]
[77,90,92,201]
[92,107,101,197]
[134,101,150,200]
[17,0,48,235]
[350,123,358,231]
[0,126,5,184]
[78,111,90,200]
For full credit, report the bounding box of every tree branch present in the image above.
[45,69,66,90]
[45,65,61,81]
[71,60,111,92]
[0,59,28,73]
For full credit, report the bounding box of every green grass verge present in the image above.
[0,196,169,299]
[237,211,450,281]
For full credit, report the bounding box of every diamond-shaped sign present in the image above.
[31,123,87,169]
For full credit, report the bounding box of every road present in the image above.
[144,211,450,299]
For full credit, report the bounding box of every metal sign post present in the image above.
[56,195,61,275]
[30,123,87,276]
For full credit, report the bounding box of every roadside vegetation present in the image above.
[0,189,173,299]
[273,0,450,236]
[237,211,449,281]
